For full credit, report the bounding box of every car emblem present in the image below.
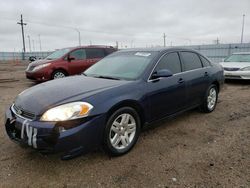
[16,109,22,115]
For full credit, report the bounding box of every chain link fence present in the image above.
[176,43,250,63]
[1,43,250,63]
[0,51,52,61]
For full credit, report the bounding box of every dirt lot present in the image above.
[0,62,249,188]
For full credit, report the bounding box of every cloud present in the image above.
[0,0,249,51]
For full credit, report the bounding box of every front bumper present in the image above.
[25,69,51,81]
[5,106,106,155]
[224,70,250,80]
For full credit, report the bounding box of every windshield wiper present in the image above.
[95,75,121,80]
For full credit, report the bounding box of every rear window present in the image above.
[86,48,105,59]
[200,56,211,67]
[180,52,202,71]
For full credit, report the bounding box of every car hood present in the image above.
[14,76,129,115]
[29,59,53,66]
[219,62,250,69]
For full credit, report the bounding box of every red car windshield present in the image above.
[46,48,71,60]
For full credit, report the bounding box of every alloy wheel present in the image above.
[207,87,217,110]
[109,113,136,150]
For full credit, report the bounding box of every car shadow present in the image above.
[225,79,250,85]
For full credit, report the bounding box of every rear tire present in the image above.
[200,84,218,113]
[103,107,141,156]
[52,70,67,80]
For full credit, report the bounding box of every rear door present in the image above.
[147,52,186,121]
[179,51,210,107]
[85,48,106,68]
[68,48,88,75]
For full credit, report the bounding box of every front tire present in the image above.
[52,70,67,79]
[200,84,218,113]
[103,107,141,156]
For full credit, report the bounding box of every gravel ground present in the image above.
[0,62,249,188]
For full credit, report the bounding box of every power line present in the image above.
[17,14,27,60]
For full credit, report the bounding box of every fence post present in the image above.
[228,44,231,56]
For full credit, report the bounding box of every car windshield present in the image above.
[224,54,250,62]
[84,51,157,80]
[46,48,71,60]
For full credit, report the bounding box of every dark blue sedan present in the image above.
[5,48,224,159]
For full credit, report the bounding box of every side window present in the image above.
[154,52,182,74]
[200,56,211,67]
[86,48,105,59]
[180,52,202,71]
[70,49,86,60]
[104,48,117,55]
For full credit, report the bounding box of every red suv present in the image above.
[25,45,117,81]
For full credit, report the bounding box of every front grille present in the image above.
[225,75,242,79]
[224,67,240,71]
[12,104,36,120]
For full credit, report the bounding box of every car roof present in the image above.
[232,52,250,55]
[119,47,198,53]
[58,45,116,51]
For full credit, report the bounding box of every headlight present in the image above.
[40,102,93,121]
[240,66,250,71]
[33,63,51,71]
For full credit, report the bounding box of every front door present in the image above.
[147,52,186,121]
[68,48,88,75]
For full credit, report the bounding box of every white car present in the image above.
[219,52,250,80]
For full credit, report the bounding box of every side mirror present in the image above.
[151,69,173,79]
[67,55,75,62]
[221,58,225,62]
[29,56,36,62]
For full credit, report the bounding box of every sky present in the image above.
[0,0,249,52]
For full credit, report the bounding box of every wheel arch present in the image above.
[211,80,220,92]
[51,68,69,78]
[106,100,146,127]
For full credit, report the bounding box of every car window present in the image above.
[86,48,105,59]
[84,51,158,80]
[70,49,86,60]
[224,54,250,62]
[105,48,117,55]
[200,56,211,67]
[154,52,182,74]
[180,52,202,71]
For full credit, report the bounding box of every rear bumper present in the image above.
[224,70,250,80]
[5,106,106,155]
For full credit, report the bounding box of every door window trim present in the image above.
[147,51,183,82]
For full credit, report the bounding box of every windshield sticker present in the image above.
[135,52,151,57]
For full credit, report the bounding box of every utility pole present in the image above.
[32,39,35,52]
[163,33,166,47]
[17,14,27,60]
[38,34,42,52]
[215,37,220,45]
[27,35,31,52]
[241,14,245,43]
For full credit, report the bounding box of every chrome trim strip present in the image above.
[11,104,33,121]
[147,51,208,82]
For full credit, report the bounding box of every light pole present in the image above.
[75,28,81,46]
[38,34,42,52]
[241,14,245,44]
